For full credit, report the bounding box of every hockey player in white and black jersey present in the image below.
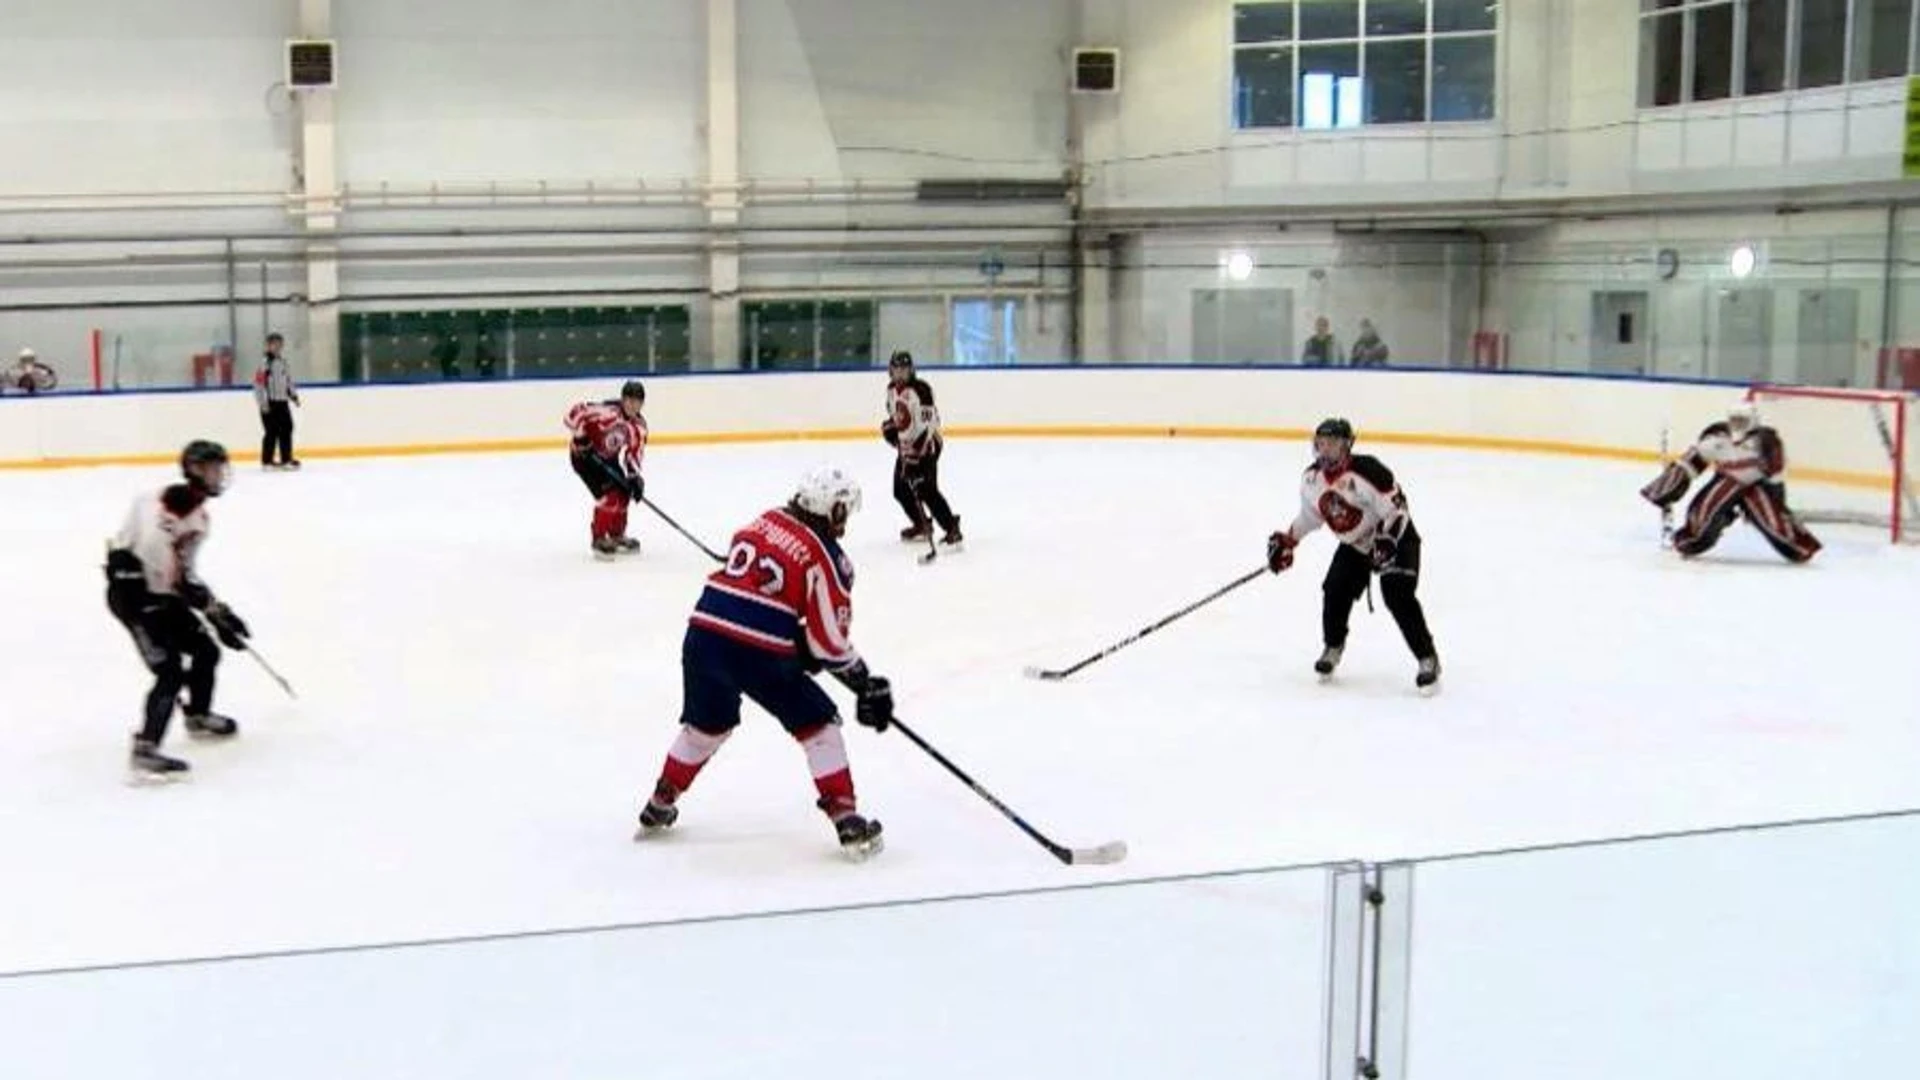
[1265,419,1441,691]
[104,440,253,779]
[882,350,963,546]
[1640,402,1821,562]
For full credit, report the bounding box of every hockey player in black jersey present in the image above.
[1640,402,1821,562]
[882,350,963,547]
[104,440,253,779]
[1265,419,1441,692]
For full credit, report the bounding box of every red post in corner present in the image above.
[90,328,102,391]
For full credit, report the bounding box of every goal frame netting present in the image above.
[1745,384,1919,544]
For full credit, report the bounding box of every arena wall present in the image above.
[0,367,1897,489]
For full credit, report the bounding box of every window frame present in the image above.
[1637,0,1919,108]
[1229,1,1500,131]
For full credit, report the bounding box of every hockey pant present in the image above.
[571,450,632,543]
[655,627,858,817]
[893,452,957,532]
[109,592,219,745]
[1672,475,1821,562]
[1321,531,1436,660]
[260,401,295,466]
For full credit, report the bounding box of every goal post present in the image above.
[1745,384,1919,544]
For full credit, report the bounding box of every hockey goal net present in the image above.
[1745,385,1919,544]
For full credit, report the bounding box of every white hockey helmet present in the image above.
[17,347,34,361]
[1728,401,1759,432]
[793,465,863,526]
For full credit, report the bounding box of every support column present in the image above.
[706,0,742,370]
[297,0,341,381]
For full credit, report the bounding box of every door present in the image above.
[1714,288,1775,384]
[1192,288,1292,364]
[1796,288,1858,387]
[1589,291,1651,375]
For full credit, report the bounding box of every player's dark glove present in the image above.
[208,603,250,650]
[881,420,900,448]
[1266,531,1295,574]
[1370,532,1398,572]
[625,473,646,503]
[855,676,894,733]
[179,579,214,611]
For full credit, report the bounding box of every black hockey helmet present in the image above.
[1314,417,1354,441]
[180,439,231,496]
[620,379,645,403]
[888,350,913,369]
[1311,417,1354,470]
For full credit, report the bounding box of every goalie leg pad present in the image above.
[1673,475,1743,556]
[1739,483,1822,563]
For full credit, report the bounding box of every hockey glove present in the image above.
[625,473,646,503]
[208,603,250,650]
[855,676,894,733]
[179,579,214,611]
[1266,531,1296,574]
[881,420,900,448]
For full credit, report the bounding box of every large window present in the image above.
[1232,0,1498,130]
[741,300,876,371]
[1640,0,1918,106]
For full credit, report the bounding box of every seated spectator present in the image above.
[8,348,55,393]
[1350,320,1390,367]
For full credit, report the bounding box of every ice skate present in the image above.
[1313,645,1344,681]
[938,517,964,548]
[591,535,622,561]
[633,781,680,839]
[613,535,641,555]
[183,711,240,739]
[128,738,189,783]
[1415,654,1442,695]
[833,813,885,862]
[899,523,930,542]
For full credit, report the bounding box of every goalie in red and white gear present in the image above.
[1264,418,1441,692]
[565,380,649,560]
[1640,402,1821,563]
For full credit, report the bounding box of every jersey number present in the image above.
[1317,491,1365,534]
[724,540,785,597]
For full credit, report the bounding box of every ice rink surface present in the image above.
[2,437,1916,974]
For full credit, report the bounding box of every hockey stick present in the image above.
[192,608,298,700]
[1024,566,1268,681]
[1657,426,1675,548]
[907,474,938,565]
[889,716,1127,866]
[641,497,726,563]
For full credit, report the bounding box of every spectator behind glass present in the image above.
[1350,319,1390,367]
[1301,317,1338,367]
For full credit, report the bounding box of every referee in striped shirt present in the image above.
[254,332,301,470]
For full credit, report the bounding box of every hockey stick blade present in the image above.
[1057,839,1129,865]
[1022,665,1067,681]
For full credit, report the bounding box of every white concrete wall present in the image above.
[332,0,705,187]
[0,0,295,197]
[1,369,1903,494]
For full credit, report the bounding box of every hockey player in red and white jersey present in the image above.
[564,380,649,560]
[1265,418,1441,692]
[1640,402,1820,562]
[633,466,894,860]
[883,350,963,546]
[103,440,253,779]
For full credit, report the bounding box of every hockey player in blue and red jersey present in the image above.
[633,466,894,860]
